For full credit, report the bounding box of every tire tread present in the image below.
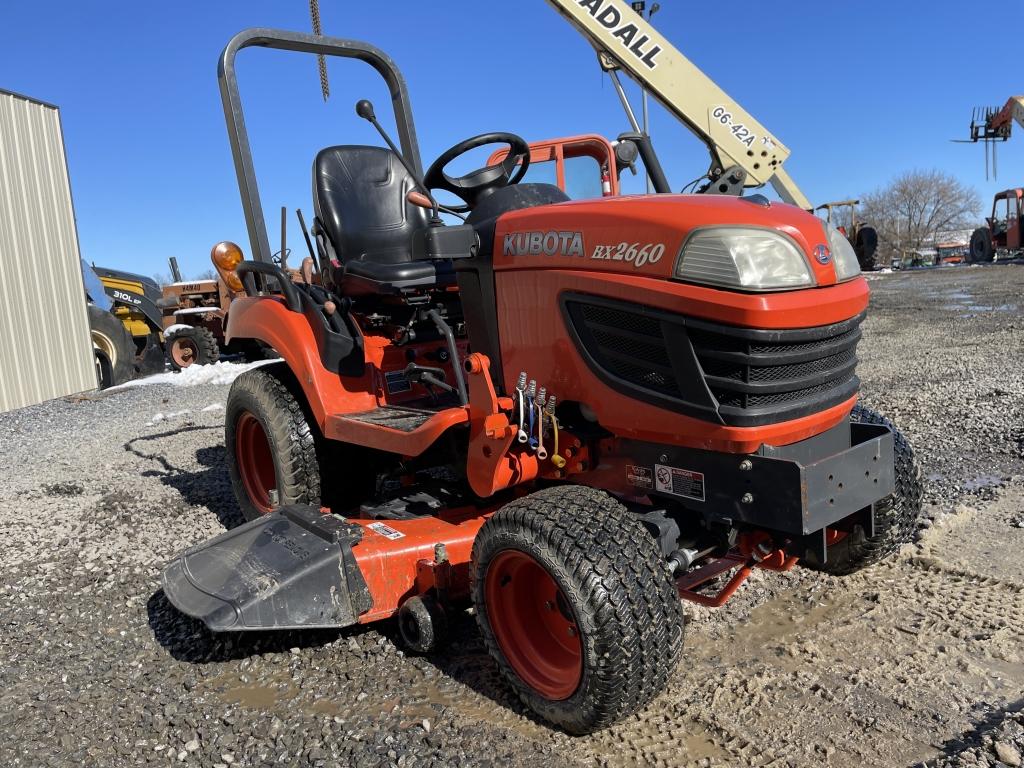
[472,485,683,734]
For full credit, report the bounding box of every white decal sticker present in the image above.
[654,464,706,502]
[591,242,665,269]
[368,522,405,540]
[711,106,758,149]
[627,465,653,489]
[111,290,143,305]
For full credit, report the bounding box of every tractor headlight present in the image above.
[674,227,814,291]
[827,224,861,282]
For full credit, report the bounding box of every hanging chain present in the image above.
[309,0,330,102]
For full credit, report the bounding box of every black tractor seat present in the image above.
[340,258,455,295]
[312,144,458,296]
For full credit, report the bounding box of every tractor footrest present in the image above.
[344,406,439,433]
[161,505,373,632]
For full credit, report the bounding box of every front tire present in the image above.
[472,485,684,734]
[803,405,922,575]
[225,369,321,521]
[166,326,219,371]
[87,304,136,388]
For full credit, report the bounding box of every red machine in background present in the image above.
[970,188,1024,262]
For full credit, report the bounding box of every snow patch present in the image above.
[201,403,225,413]
[163,324,193,336]
[109,360,276,391]
[146,410,190,426]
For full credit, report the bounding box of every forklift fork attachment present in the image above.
[162,506,372,631]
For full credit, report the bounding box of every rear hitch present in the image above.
[675,533,797,608]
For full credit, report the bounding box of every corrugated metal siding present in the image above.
[0,90,97,413]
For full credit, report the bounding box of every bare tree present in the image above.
[860,170,981,260]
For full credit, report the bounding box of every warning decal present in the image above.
[654,464,706,502]
[627,465,653,489]
[385,370,411,394]
[367,522,405,540]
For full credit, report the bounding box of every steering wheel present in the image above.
[424,133,531,213]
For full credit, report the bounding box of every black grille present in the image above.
[564,295,864,427]
[575,304,682,399]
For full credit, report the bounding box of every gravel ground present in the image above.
[2,264,1023,767]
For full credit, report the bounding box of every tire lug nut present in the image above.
[739,459,753,471]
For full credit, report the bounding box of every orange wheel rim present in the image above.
[235,411,275,515]
[825,528,848,546]
[171,338,197,368]
[485,550,582,700]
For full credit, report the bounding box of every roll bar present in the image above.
[219,28,423,263]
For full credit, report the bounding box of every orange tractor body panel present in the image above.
[161,27,916,735]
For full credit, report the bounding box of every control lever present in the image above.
[404,363,454,394]
[295,209,320,273]
[406,190,469,222]
[356,99,441,224]
[278,206,289,270]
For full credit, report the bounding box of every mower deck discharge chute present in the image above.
[162,505,371,631]
[162,24,922,734]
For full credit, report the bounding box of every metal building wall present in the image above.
[0,89,96,413]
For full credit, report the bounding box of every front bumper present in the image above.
[623,420,895,536]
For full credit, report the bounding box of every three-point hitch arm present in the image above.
[545,0,812,209]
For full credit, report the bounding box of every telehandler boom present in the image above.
[545,0,812,208]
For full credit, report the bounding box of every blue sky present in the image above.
[2,0,1022,278]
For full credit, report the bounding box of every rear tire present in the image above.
[472,485,684,734]
[802,405,922,575]
[166,326,219,371]
[87,304,136,388]
[226,369,321,521]
[970,227,994,263]
[854,225,878,271]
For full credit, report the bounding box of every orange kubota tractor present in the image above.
[162,26,922,734]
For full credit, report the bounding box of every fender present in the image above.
[225,296,376,429]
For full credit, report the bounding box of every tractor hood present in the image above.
[492,194,849,291]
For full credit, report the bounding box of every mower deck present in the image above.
[162,505,371,631]
[163,502,490,631]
